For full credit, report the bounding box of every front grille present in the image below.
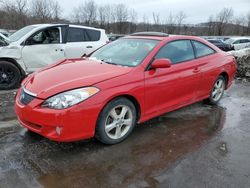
[20,88,35,105]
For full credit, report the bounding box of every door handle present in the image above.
[86,46,93,48]
[55,49,64,52]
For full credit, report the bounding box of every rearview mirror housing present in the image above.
[151,58,172,69]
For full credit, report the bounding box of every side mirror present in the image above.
[151,58,172,69]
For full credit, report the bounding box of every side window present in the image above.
[155,40,195,64]
[192,41,215,58]
[67,27,101,42]
[233,40,240,44]
[85,29,100,41]
[27,28,60,45]
[240,39,250,43]
[67,27,85,42]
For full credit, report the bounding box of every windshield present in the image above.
[90,38,159,67]
[8,25,37,42]
[224,38,234,44]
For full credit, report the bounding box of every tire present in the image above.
[95,97,137,145]
[205,75,226,105]
[0,61,21,90]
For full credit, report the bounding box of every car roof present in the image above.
[124,34,204,42]
[28,23,104,31]
[229,37,250,40]
[207,39,220,41]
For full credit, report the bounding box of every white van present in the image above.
[0,24,109,89]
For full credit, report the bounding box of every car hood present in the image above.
[23,59,133,99]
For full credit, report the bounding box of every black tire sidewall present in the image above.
[95,97,137,145]
[0,61,21,90]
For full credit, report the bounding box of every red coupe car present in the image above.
[15,32,236,144]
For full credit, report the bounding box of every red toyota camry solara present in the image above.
[15,32,236,144]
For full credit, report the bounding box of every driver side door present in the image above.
[144,40,200,118]
[21,26,65,72]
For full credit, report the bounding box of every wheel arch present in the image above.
[100,94,142,123]
[219,72,229,88]
[0,57,26,78]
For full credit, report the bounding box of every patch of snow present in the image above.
[228,48,250,58]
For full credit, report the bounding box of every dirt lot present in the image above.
[0,81,250,188]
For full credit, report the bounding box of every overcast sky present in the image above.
[60,0,250,24]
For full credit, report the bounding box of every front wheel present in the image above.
[205,76,226,105]
[0,61,21,90]
[95,98,137,145]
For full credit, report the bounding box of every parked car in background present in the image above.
[0,24,108,90]
[207,39,234,51]
[15,32,236,144]
[0,29,10,37]
[0,33,9,46]
[225,37,250,50]
[108,34,125,41]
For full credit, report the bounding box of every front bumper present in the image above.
[15,89,101,142]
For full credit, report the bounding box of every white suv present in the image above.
[0,24,108,89]
[225,37,250,51]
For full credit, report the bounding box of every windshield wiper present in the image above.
[101,59,118,65]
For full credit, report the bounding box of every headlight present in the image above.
[42,87,100,109]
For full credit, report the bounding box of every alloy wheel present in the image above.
[104,105,133,140]
[211,78,225,102]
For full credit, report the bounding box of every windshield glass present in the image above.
[224,38,234,44]
[9,25,37,42]
[90,38,159,67]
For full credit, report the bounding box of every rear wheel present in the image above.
[0,61,21,90]
[95,98,137,145]
[205,75,226,105]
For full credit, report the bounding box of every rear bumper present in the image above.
[15,89,101,142]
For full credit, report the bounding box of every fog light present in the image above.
[55,126,62,135]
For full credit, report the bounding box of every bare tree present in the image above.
[30,0,62,23]
[176,11,187,34]
[0,0,29,29]
[216,8,234,35]
[52,0,62,22]
[207,15,215,35]
[115,3,128,33]
[129,9,137,33]
[234,16,245,35]
[166,13,176,34]
[98,5,106,28]
[142,14,150,31]
[103,5,113,33]
[152,12,160,25]
[72,0,97,26]
[247,11,250,34]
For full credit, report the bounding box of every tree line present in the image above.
[0,0,250,36]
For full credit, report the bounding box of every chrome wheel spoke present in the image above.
[218,80,223,88]
[123,119,132,126]
[212,89,217,97]
[106,122,116,132]
[110,109,119,119]
[115,126,122,138]
[120,106,128,118]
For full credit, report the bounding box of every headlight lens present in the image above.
[42,87,100,109]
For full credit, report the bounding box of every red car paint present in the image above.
[15,35,236,142]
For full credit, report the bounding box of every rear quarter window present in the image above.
[85,29,100,41]
[67,27,101,42]
[192,40,215,58]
